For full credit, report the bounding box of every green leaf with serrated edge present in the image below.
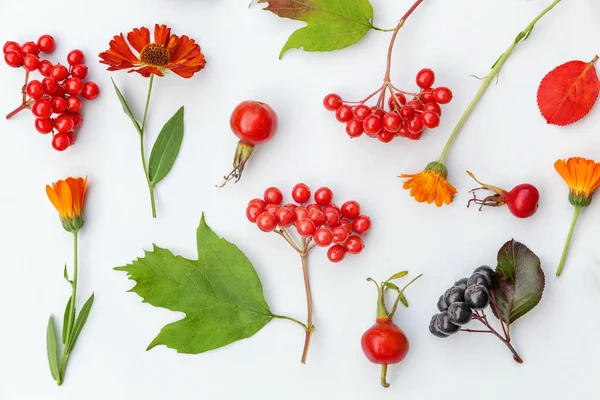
[258,0,375,59]
[387,271,408,281]
[399,293,409,308]
[67,293,94,353]
[383,281,399,291]
[62,296,74,345]
[148,107,184,186]
[46,316,60,382]
[111,78,142,135]
[492,240,545,325]
[115,213,272,354]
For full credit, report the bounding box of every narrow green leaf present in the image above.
[111,78,142,135]
[399,293,409,308]
[67,293,95,352]
[148,107,184,186]
[387,271,408,281]
[46,316,61,382]
[63,263,69,282]
[62,297,74,345]
[383,281,399,291]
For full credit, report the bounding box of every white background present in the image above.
[1,0,599,399]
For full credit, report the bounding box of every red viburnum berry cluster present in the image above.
[3,35,100,151]
[246,184,372,263]
[324,68,453,142]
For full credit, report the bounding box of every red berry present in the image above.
[265,204,280,215]
[20,42,39,56]
[433,87,453,104]
[256,212,277,232]
[341,201,361,219]
[54,86,67,98]
[324,203,341,214]
[283,203,297,213]
[3,41,20,54]
[55,114,75,133]
[383,112,402,133]
[339,219,353,233]
[335,105,353,122]
[66,96,82,112]
[327,245,346,263]
[397,127,410,138]
[275,207,295,228]
[420,89,435,103]
[32,99,53,118]
[503,184,540,218]
[407,116,424,134]
[423,101,441,116]
[52,133,71,151]
[292,183,311,204]
[406,100,423,111]
[314,187,333,206]
[51,96,67,114]
[294,206,309,222]
[399,105,415,119]
[314,227,333,247]
[416,68,435,89]
[26,80,44,99]
[421,111,440,129]
[361,319,409,365]
[353,215,372,234]
[388,93,407,110]
[248,198,266,210]
[323,93,342,111]
[345,236,364,254]
[308,209,325,226]
[65,131,75,146]
[23,54,39,71]
[323,207,341,227]
[67,49,85,66]
[408,131,423,140]
[38,60,53,76]
[34,118,54,134]
[370,107,386,118]
[70,64,88,79]
[65,112,82,129]
[37,35,55,53]
[4,51,23,68]
[346,119,364,138]
[246,204,263,223]
[332,225,350,244]
[263,187,283,205]
[64,78,84,95]
[42,77,59,95]
[363,114,383,135]
[353,105,371,121]
[296,218,316,237]
[50,65,69,81]
[378,130,395,143]
[230,101,278,145]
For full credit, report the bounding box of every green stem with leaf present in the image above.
[437,0,563,164]
[556,205,582,276]
[140,74,157,218]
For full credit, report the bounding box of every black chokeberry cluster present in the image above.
[429,266,495,338]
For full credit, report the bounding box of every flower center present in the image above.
[139,43,170,67]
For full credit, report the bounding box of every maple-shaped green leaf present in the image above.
[258,0,376,58]
[115,214,273,354]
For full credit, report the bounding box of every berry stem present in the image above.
[271,314,309,330]
[139,74,157,218]
[437,0,562,164]
[556,205,582,277]
[299,237,315,364]
[380,363,390,388]
[6,104,27,120]
[6,70,31,119]
[472,311,523,364]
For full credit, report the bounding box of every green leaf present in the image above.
[111,78,142,135]
[148,107,184,186]
[387,271,408,281]
[62,296,74,345]
[67,293,95,353]
[399,293,409,308]
[115,213,273,354]
[258,0,376,59]
[383,281,399,291]
[46,316,61,383]
[492,240,545,325]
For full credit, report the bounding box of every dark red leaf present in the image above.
[537,56,600,126]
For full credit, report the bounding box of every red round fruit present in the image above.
[230,101,278,145]
[3,41,20,54]
[38,60,53,76]
[421,111,440,129]
[37,35,55,53]
[42,77,59,95]
[323,93,342,111]
[433,87,453,104]
[257,212,277,232]
[66,96,82,112]
[81,82,100,100]
[346,119,364,138]
[327,245,346,263]
[339,219,353,233]
[397,127,410,138]
[23,54,39,71]
[308,209,325,226]
[4,51,23,68]
[407,116,424,134]
[65,112,82,128]
[335,105,353,123]
[408,131,423,141]
[34,118,54,134]
[32,100,53,118]
[21,42,39,56]
[406,100,424,111]
[345,236,364,254]
[264,187,283,205]
[378,130,394,143]
[248,198,266,210]
[294,206,309,222]
[52,133,71,151]
[246,204,263,223]
[502,184,540,218]
[265,204,280,215]
[51,96,67,114]
[388,93,407,110]
[361,319,409,365]
[370,107,386,118]
[26,80,44,99]
[323,207,341,227]
[64,78,84,95]
[55,114,75,133]
[70,64,88,79]
[353,105,371,121]
[423,101,441,116]
[383,112,402,133]
[420,89,435,103]
[296,218,316,237]
[341,201,361,219]
[353,215,372,234]
[314,227,333,247]
[283,203,297,212]
[363,114,383,135]
[67,49,85,66]
[65,131,75,146]
[314,187,333,206]
[292,183,311,204]
[275,207,295,228]
[416,68,435,89]
[50,65,69,81]
[399,105,415,119]
[332,225,350,244]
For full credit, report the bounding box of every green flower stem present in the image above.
[58,231,79,385]
[437,0,562,164]
[139,74,157,218]
[557,206,582,277]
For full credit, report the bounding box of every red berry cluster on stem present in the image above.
[3,35,100,151]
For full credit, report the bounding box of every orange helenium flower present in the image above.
[400,162,457,207]
[99,24,206,78]
[555,157,600,207]
[46,177,88,232]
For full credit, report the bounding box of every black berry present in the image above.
[464,284,490,310]
[453,278,468,291]
[429,314,449,338]
[443,286,465,306]
[467,272,490,289]
[473,265,495,286]
[437,295,448,312]
[435,311,460,335]
[447,302,473,326]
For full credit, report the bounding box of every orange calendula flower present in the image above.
[400,161,457,207]
[46,177,88,233]
[99,24,206,78]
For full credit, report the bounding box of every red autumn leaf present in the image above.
[537,56,600,126]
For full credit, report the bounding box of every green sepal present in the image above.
[569,192,592,208]
[425,161,449,178]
